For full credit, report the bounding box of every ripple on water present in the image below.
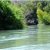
[0,35,29,43]
[0,44,50,50]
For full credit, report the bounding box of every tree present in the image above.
[0,1,26,30]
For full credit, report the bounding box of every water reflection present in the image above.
[0,25,50,50]
[37,24,50,44]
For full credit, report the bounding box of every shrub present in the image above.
[0,1,26,30]
[37,8,50,25]
[37,8,44,24]
[43,12,50,25]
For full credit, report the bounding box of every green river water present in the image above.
[0,25,50,50]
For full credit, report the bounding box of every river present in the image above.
[0,25,50,50]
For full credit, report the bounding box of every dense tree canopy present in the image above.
[0,1,26,30]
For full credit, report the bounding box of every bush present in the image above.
[37,8,50,25]
[43,12,50,25]
[0,1,26,30]
[37,8,44,24]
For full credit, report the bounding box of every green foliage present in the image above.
[43,12,50,25]
[37,1,47,10]
[37,2,42,9]
[43,3,50,12]
[37,1,50,25]
[17,1,34,15]
[37,8,44,24]
[37,8,50,25]
[0,1,26,30]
